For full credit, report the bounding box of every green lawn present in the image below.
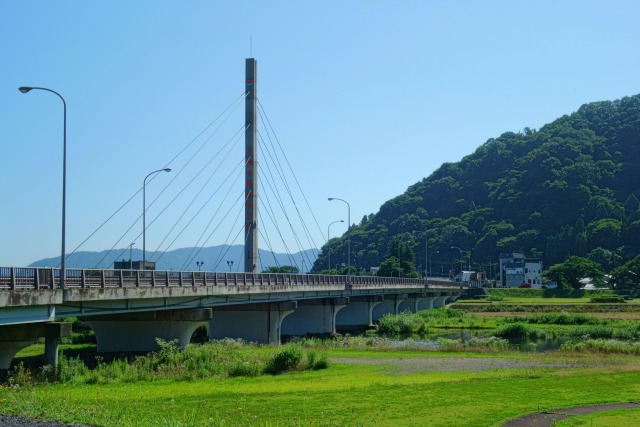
[556,408,640,426]
[2,350,640,426]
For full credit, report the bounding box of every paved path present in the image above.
[503,402,640,426]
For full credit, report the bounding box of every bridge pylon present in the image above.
[244,58,258,273]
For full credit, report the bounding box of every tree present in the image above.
[262,265,299,274]
[543,256,604,289]
[609,255,640,290]
[376,236,419,278]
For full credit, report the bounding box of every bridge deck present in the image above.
[0,267,457,291]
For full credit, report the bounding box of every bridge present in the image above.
[0,266,462,368]
[2,58,469,369]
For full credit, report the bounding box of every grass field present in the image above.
[556,408,640,426]
[3,293,640,426]
[2,348,640,426]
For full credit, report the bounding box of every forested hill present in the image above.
[312,93,640,275]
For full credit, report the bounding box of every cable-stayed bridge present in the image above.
[1,59,464,369]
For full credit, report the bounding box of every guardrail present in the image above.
[0,267,436,291]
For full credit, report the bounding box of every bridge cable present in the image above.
[211,191,250,271]
[257,131,314,270]
[256,104,321,267]
[149,126,247,262]
[257,99,326,246]
[91,93,246,268]
[180,165,247,270]
[256,147,300,267]
[73,92,247,267]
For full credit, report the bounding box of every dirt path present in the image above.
[502,402,640,426]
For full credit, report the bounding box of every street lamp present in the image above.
[429,250,440,278]
[328,198,350,278]
[398,242,401,278]
[196,261,204,272]
[143,168,171,268]
[327,219,344,270]
[129,242,135,270]
[227,260,234,272]
[451,246,463,275]
[19,86,67,289]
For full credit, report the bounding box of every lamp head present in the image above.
[339,220,344,222]
[328,198,334,201]
[18,87,33,93]
[163,168,172,172]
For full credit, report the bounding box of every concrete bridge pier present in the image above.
[394,293,410,313]
[209,302,296,345]
[335,295,383,332]
[371,294,408,322]
[84,308,212,353]
[0,322,71,369]
[432,293,450,308]
[281,298,348,337]
[417,296,435,310]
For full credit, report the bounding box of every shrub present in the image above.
[305,350,329,370]
[377,311,423,335]
[493,323,545,340]
[590,296,625,303]
[264,344,303,375]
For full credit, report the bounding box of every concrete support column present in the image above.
[209,302,296,345]
[85,309,212,353]
[44,336,60,367]
[394,294,409,314]
[0,322,71,369]
[417,297,435,311]
[336,296,382,331]
[281,298,348,337]
[372,299,395,323]
[432,295,449,308]
[0,341,33,369]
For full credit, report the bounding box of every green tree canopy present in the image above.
[543,256,604,289]
[262,265,299,274]
[610,255,640,290]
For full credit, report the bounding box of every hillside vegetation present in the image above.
[313,94,640,275]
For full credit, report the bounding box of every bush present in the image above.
[264,344,303,375]
[590,296,625,303]
[507,312,600,325]
[305,350,329,370]
[493,324,545,340]
[377,311,423,335]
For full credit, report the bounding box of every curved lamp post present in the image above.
[328,198,350,278]
[19,86,67,289]
[327,219,344,270]
[451,246,463,276]
[143,168,171,268]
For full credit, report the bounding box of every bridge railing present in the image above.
[0,267,435,290]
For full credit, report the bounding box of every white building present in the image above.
[499,253,543,288]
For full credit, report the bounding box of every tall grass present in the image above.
[377,311,425,335]
[494,324,548,340]
[561,339,640,355]
[3,339,327,387]
[505,312,601,325]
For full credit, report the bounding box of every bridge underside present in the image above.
[0,278,461,369]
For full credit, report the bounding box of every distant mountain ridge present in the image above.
[29,245,318,272]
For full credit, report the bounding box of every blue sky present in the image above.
[1,1,639,268]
